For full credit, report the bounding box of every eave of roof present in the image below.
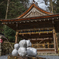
[0,14,59,22]
[17,3,52,18]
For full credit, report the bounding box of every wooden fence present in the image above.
[32,43,54,48]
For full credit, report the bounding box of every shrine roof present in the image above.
[0,13,59,22]
[0,3,55,22]
[17,4,52,18]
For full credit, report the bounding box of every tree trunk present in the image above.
[4,0,10,36]
[5,0,10,19]
[49,0,53,13]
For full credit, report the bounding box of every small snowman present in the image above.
[18,39,27,56]
[12,43,19,56]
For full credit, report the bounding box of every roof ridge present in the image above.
[17,4,53,18]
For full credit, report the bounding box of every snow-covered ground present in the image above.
[39,55,59,59]
[0,55,8,59]
[0,55,59,59]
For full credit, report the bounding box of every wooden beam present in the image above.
[15,31,18,43]
[17,27,53,32]
[19,31,52,35]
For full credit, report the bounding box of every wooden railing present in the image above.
[32,43,54,48]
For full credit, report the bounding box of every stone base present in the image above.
[8,55,46,59]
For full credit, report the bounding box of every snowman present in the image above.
[12,39,37,57]
[12,43,19,56]
[18,39,27,56]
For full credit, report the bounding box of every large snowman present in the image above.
[12,39,37,57]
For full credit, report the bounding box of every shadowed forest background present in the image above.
[0,0,59,48]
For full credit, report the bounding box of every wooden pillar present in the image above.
[53,28,57,53]
[15,31,18,44]
[55,33,58,53]
[48,42,49,48]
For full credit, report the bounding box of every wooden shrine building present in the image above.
[0,3,59,54]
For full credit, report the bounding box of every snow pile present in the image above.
[12,39,37,57]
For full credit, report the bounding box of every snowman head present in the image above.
[26,40,32,47]
[19,39,27,48]
[14,43,19,50]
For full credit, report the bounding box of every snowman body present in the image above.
[18,47,27,56]
[27,47,37,56]
[18,39,27,56]
[12,49,18,56]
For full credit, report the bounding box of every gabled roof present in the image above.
[17,3,52,18]
[0,13,59,22]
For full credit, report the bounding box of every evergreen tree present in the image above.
[0,0,29,42]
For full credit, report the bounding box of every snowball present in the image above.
[27,47,37,56]
[14,43,19,50]
[19,39,27,48]
[18,47,27,56]
[12,49,18,56]
[26,40,32,47]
